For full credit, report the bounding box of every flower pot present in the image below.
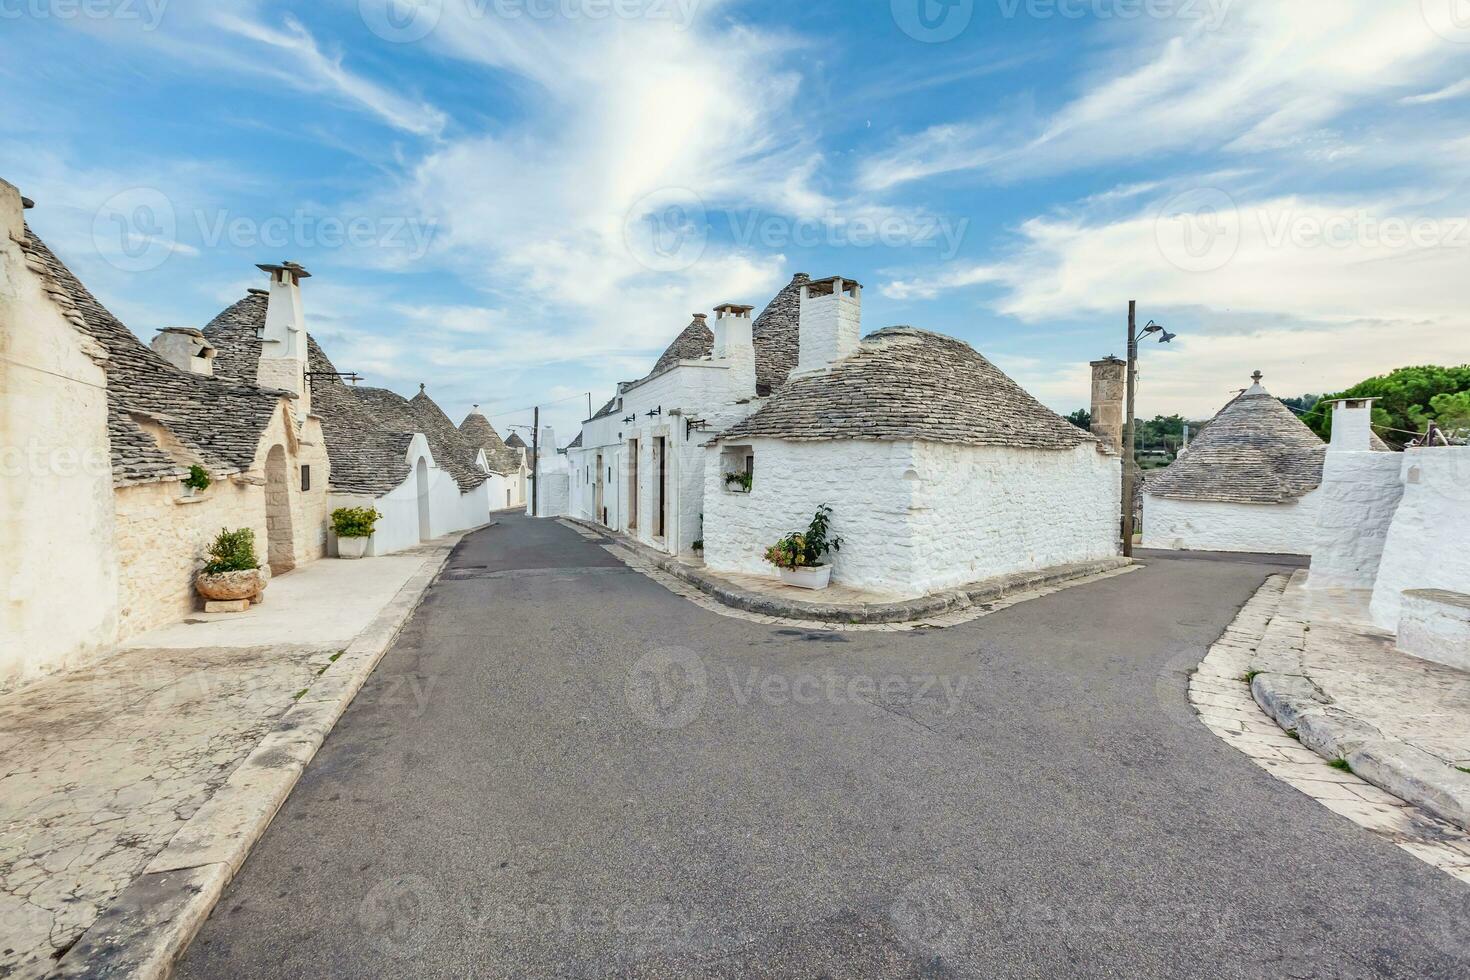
[777,564,832,590]
[338,536,370,559]
[196,567,268,602]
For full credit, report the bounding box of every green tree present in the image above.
[1065,408,1092,431]
[1309,365,1470,445]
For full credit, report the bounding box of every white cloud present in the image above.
[1400,78,1470,105]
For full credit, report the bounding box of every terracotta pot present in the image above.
[197,567,268,602]
[777,564,832,590]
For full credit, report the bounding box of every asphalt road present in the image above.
[177,513,1469,978]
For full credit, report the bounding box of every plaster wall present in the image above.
[1307,451,1405,590]
[341,433,489,556]
[1370,448,1470,632]
[0,183,119,688]
[1142,491,1322,556]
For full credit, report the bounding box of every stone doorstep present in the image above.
[50,534,465,980]
[566,517,1131,625]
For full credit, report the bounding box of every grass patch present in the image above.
[1329,757,1352,772]
[1241,670,1262,684]
[293,688,308,701]
[1287,729,1301,741]
[1456,766,1470,775]
[329,651,343,663]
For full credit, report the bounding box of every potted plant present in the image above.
[331,506,382,559]
[763,504,843,590]
[196,527,268,605]
[182,464,211,497]
[723,471,753,493]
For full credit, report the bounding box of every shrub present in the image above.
[332,507,382,539]
[763,505,843,570]
[202,527,259,574]
[183,465,211,492]
[723,471,753,492]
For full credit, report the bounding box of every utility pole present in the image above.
[1121,300,1138,558]
[531,405,540,517]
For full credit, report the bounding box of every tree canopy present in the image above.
[1303,365,1470,445]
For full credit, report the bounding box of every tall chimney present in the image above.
[1329,398,1376,452]
[796,276,862,376]
[712,302,756,395]
[1090,355,1127,452]
[256,261,312,419]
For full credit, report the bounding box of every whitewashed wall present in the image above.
[1307,452,1405,590]
[703,439,1119,598]
[1142,491,1322,555]
[337,434,489,556]
[0,182,119,688]
[1370,448,1470,632]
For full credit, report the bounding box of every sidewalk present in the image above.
[0,534,465,979]
[1250,571,1470,830]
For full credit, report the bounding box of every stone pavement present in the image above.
[1190,574,1470,884]
[0,537,461,980]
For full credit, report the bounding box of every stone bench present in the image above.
[1398,589,1470,672]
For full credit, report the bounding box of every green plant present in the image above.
[692,539,704,551]
[1329,757,1352,772]
[1241,670,1261,684]
[183,465,211,492]
[763,505,844,570]
[202,528,259,575]
[332,506,383,539]
[723,471,753,492]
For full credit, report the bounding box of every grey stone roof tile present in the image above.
[459,411,522,476]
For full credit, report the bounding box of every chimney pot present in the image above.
[795,274,862,375]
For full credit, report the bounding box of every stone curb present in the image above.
[562,516,1131,624]
[51,531,472,980]
[1251,672,1470,832]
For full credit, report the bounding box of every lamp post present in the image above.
[1121,303,1176,557]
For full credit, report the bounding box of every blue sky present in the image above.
[4,0,1469,441]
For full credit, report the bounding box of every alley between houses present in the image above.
[176,513,1468,979]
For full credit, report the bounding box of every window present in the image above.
[300,464,311,491]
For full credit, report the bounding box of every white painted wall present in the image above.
[0,180,119,689]
[333,433,489,556]
[1142,491,1322,556]
[703,438,1119,598]
[1370,448,1470,632]
[1307,451,1405,590]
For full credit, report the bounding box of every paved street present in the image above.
[177,514,1469,978]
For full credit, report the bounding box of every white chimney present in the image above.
[151,327,216,376]
[712,302,756,395]
[795,275,861,376]
[1330,398,1376,452]
[256,261,311,419]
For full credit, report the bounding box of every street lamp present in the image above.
[1121,303,1178,558]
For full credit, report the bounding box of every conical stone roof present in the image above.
[460,409,522,476]
[1147,381,1326,504]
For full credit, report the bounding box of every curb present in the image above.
[562,516,1131,624]
[1251,672,1470,832]
[51,532,469,979]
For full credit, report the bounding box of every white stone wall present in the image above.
[703,439,1119,598]
[795,288,860,375]
[1307,451,1405,590]
[345,433,489,556]
[1370,448,1470,632]
[0,181,119,688]
[1142,491,1322,556]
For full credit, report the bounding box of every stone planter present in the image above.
[778,564,832,590]
[338,536,370,560]
[196,567,269,603]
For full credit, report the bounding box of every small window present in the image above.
[301,465,311,491]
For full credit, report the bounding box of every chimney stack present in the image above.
[1329,398,1376,452]
[712,302,756,395]
[256,261,312,419]
[1089,356,1127,452]
[151,327,216,377]
[796,276,862,376]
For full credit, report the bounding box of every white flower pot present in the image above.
[778,564,832,590]
[338,536,370,559]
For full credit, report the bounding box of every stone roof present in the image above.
[1146,383,1327,504]
[505,432,527,450]
[716,326,1097,451]
[203,291,487,496]
[567,431,583,449]
[20,227,287,487]
[633,273,811,398]
[459,410,522,476]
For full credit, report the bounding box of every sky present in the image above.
[3,0,1469,442]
